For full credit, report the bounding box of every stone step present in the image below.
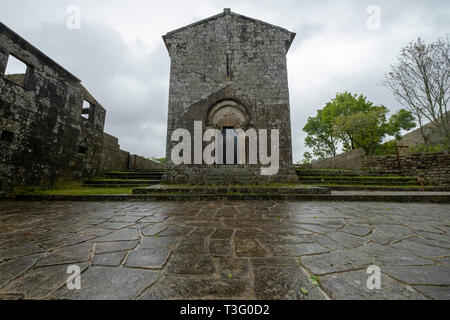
[13,193,450,203]
[133,185,330,195]
[299,177,420,186]
[315,185,450,192]
[105,173,163,180]
[85,184,156,188]
[296,169,414,178]
[85,180,159,185]
[299,180,421,186]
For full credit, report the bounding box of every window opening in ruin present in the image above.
[78,146,88,154]
[4,54,28,87]
[0,130,14,143]
[82,100,91,120]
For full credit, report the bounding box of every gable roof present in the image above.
[163,8,296,51]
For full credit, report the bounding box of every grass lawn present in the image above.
[24,188,134,195]
[12,181,133,196]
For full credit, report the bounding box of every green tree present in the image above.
[303,92,416,157]
[303,92,377,157]
[333,107,416,155]
[386,108,417,139]
[303,109,338,159]
[301,152,313,164]
[323,92,375,151]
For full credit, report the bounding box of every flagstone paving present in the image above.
[0,201,448,300]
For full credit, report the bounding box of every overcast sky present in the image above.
[1,0,449,162]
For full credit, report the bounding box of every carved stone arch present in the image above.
[206,100,250,129]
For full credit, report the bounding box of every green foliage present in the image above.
[301,152,313,164]
[373,141,397,155]
[333,106,389,155]
[310,275,320,287]
[387,109,416,139]
[150,157,166,164]
[409,143,446,154]
[303,92,416,157]
[303,109,338,159]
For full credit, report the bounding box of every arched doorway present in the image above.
[206,100,250,165]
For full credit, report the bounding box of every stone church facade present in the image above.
[163,9,298,184]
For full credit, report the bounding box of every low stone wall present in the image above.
[312,149,364,170]
[362,152,450,185]
[129,155,164,170]
[97,133,130,173]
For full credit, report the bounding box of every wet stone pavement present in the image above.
[0,201,449,300]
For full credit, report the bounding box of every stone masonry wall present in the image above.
[362,152,450,185]
[129,155,164,170]
[311,149,365,170]
[163,9,297,184]
[96,133,130,173]
[0,22,132,191]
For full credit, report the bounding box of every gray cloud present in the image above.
[1,0,449,161]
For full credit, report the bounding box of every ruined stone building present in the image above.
[163,9,298,184]
[0,22,160,192]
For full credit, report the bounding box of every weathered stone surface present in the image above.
[141,224,168,236]
[301,243,433,275]
[139,276,249,300]
[384,266,450,285]
[0,201,449,300]
[414,286,450,300]
[1,263,88,299]
[37,243,92,267]
[109,216,142,223]
[158,226,193,236]
[96,222,135,230]
[95,240,139,254]
[216,257,249,278]
[93,252,127,267]
[141,236,178,249]
[125,248,171,269]
[0,294,23,300]
[41,234,95,250]
[253,265,325,300]
[234,238,267,257]
[251,257,300,267]
[320,270,427,300]
[391,239,449,258]
[80,227,113,237]
[0,253,44,288]
[54,266,159,300]
[265,243,328,256]
[166,254,215,276]
[341,225,372,237]
[369,225,414,244]
[209,239,232,256]
[307,234,346,250]
[92,229,140,242]
[0,243,45,261]
[175,236,207,254]
[326,232,368,249]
